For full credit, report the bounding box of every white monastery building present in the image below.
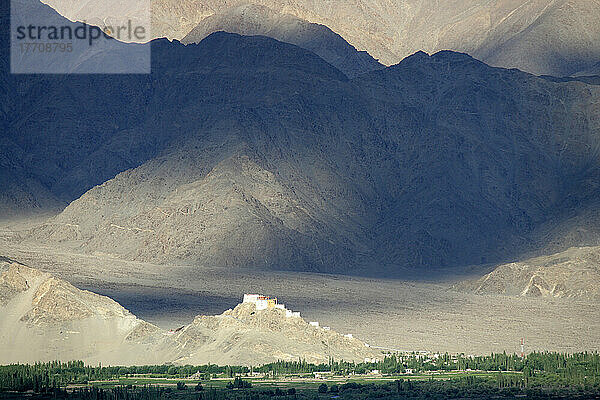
[243,294,300,317]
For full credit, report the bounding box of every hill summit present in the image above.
[170,294,380,365]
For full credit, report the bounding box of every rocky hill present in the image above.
[32,151,367,271]
[0,258,380,364]
[181,4,383,78]
[454,246,600,301]
[0,258,169,364]
[171,302,378,365]
[41,0,600,76]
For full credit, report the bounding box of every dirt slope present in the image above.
[0,259,170,364]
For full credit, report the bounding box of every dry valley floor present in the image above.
[1,226,598,358]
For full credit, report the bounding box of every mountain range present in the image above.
[2,0,600,274]
[40,0,600,77]
[2,0,600,364]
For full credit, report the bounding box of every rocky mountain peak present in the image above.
[173,297,378,365]
[181,3,384,77]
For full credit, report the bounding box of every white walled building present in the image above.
[255,299,268,310]
[243,294,260,303]
[243,294,277,310]
[243,294,297,315]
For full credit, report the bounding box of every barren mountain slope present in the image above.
[19,39,600,273]
[0,0,159,213]
[354,51,600,268]
[5,3,600,274]
[0,259,169,364]
[33,150,371,272]
[454,246,600,301]
[23,32,376,272]
[478,0,600,77]
[181,4,383,78]
[575,62,600,77]
[42,0,600,76]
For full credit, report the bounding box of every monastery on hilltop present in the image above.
[243,294,301,318]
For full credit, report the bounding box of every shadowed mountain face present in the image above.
[355,51,600,269]
[42,0,600,77]
[4,52,599,273]
[575,62,600,77]
[21,33,377,272]
[4,2,600,274]
[8,0,150,74]
[181,4,384,78]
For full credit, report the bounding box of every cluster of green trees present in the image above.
[66,386,168,400]
[44,378,600,400]
[0,361,82,392]
[1,352,599,394]
[256,351,600,385]
[0,361,253,391]
[113,364,249,378]
[1,377,600,400]
[522,352,600,387]
[360,352,527,374]
[336,378,599,400]
[225,377,252,389]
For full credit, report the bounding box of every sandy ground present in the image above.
[2,228,598,357]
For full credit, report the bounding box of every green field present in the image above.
[92,370,522,388]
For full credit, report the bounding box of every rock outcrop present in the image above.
[171,302,378,365]
[0,259,381,365]
[454,246,600,301]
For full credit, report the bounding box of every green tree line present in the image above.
[1,352,599,393]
